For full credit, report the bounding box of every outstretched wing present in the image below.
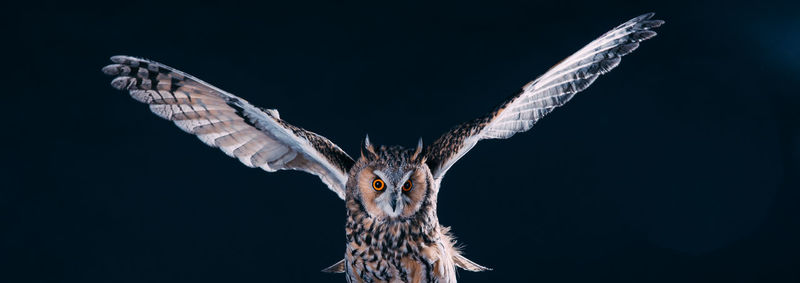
[103,56,354,199]
[424,13,663,181]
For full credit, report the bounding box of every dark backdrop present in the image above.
[2,0,799,282]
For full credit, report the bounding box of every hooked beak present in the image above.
[390,194,398,211]
[389,191,401,212]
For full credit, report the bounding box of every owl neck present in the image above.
[345,195,439,245]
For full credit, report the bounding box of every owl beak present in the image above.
[389,194,399,211]
[389,189,404,212]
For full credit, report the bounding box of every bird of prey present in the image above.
[102,13,662,282]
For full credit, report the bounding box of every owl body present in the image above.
[342,219,458,283]
[102,13,662,283]
[341,145,458,282]
[343,198,457,283]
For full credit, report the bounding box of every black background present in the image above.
[2,0,799,282]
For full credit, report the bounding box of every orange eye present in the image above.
[372,178,385,191]
[402,180,413,191]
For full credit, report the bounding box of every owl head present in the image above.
[347,136,434,220]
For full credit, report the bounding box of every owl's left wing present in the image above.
[103,56,354,199]
[424,13,663,182]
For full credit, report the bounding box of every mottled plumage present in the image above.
[103,13,662,282]
[101,56,354,198]
[425,13,664,182]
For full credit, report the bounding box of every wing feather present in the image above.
[103,56,354,199]
[425,13,663,181]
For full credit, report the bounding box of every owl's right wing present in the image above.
[103,56,354,199]
[424,13,663,183]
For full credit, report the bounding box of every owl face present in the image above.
[352,140,431,219]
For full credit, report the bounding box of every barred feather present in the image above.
[425,13,663,181]
[103,56,354,199]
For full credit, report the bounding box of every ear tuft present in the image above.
[411,137,423,161]
[361,134,378,160]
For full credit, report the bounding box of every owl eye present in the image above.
[402,180,413,192]
[372,178,385,191]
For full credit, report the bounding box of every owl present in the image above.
[102,13,662,282]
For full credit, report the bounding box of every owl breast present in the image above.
[344,200,457,283]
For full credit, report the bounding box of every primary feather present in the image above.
[425,13,664,182]
[102,56,354,199]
